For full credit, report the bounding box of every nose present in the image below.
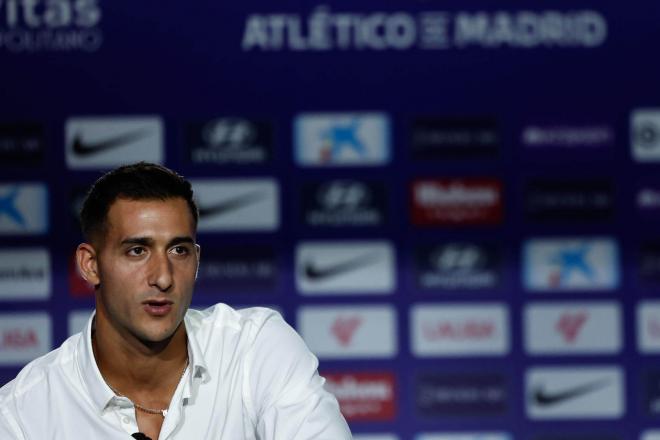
[148,252,173,292]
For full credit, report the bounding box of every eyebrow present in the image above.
[121,236,196,248]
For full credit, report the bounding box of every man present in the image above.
[0,162,352,439]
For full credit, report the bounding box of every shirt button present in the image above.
[122,417,130,424]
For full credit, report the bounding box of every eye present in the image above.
[127,247,145,256]
[170,245,190,256]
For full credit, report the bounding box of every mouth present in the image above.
[142,299,173,317]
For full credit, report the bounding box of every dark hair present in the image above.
[80,162,198,242]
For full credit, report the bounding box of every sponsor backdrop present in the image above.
[1,1,660,438]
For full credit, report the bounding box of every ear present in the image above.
[76,242,100,287]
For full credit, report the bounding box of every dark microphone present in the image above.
[131,433,152,440]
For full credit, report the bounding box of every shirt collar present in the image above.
[76,310,212,414]
[183,313,210,387]
[76,311,116,414]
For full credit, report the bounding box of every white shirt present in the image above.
[0,304,352,439]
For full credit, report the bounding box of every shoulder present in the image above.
[185,303,285,343]
[0,334,79,412]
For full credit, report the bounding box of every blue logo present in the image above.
[322,119,366,160]
[0,184,48,235]
[294,113,390,166]
[523,238,619,291]
[0,187,26,227]
[549,244,594,286]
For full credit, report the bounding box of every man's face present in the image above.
[92,197,199,346]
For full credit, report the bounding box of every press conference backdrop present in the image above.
[1,1,660,439]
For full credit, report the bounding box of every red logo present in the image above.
[1,328,38,350]
[331,316,362,346]
[323,372,396,421]
[69,253,94,297]
[411,178,503,226]
[422,320,495,341]
[556,311,588,343]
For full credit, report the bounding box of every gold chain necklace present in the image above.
[106,358,189,418]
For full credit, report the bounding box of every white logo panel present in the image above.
[642,430,660,440]
[297,305,397,359]
[192,179,279,232]
[524,301,622,354]
[296,241,395,294]
[0,183,48,235]
[0,313,51,366]
[637,301,660,353]
[526,366,624,419]
[411,303,509,357]
[294,113,390,166]
[0,248,50,300]
[68,310,93,337]
[523,237,619,291]
[65,116,164,169]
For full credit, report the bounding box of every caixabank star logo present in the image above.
[294,113,390,166]
[0,183,48,235]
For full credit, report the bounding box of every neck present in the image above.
[92,318,189,393]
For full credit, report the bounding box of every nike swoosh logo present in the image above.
[72,129,152,157]
[532,378,611,406]
[198,191,267,218]
[304,252,382,281]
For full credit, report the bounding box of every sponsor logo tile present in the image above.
[0,183,48,235]
[296,241,395,295]
[414,242,500,290]
[524,302,622,355]
[411,303,509,357]
[185,117,273,165]
[0,248,50,300]
[68,310,93,336]
[0,123,45,165]
[631,109,660,162]
[294,113,390,166]
[521,123,614,150]
[415,372,509,416]
[323,371,397,421]
[410,117,499,160]
[192,178,279,232]
[525,366,624,419]
[0,313,51,366]
[297,305,397,359]
[639,242,660,289]
[642,430,660,440]
[638,301,660,353]
[301,180,387,228]
[65,116,164,169]
[525,179,614,222]
[644,370,660,417]
[195,245,277,293]
[411,178,503,226]
[523,238,619,292]
[636,183,660,219]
